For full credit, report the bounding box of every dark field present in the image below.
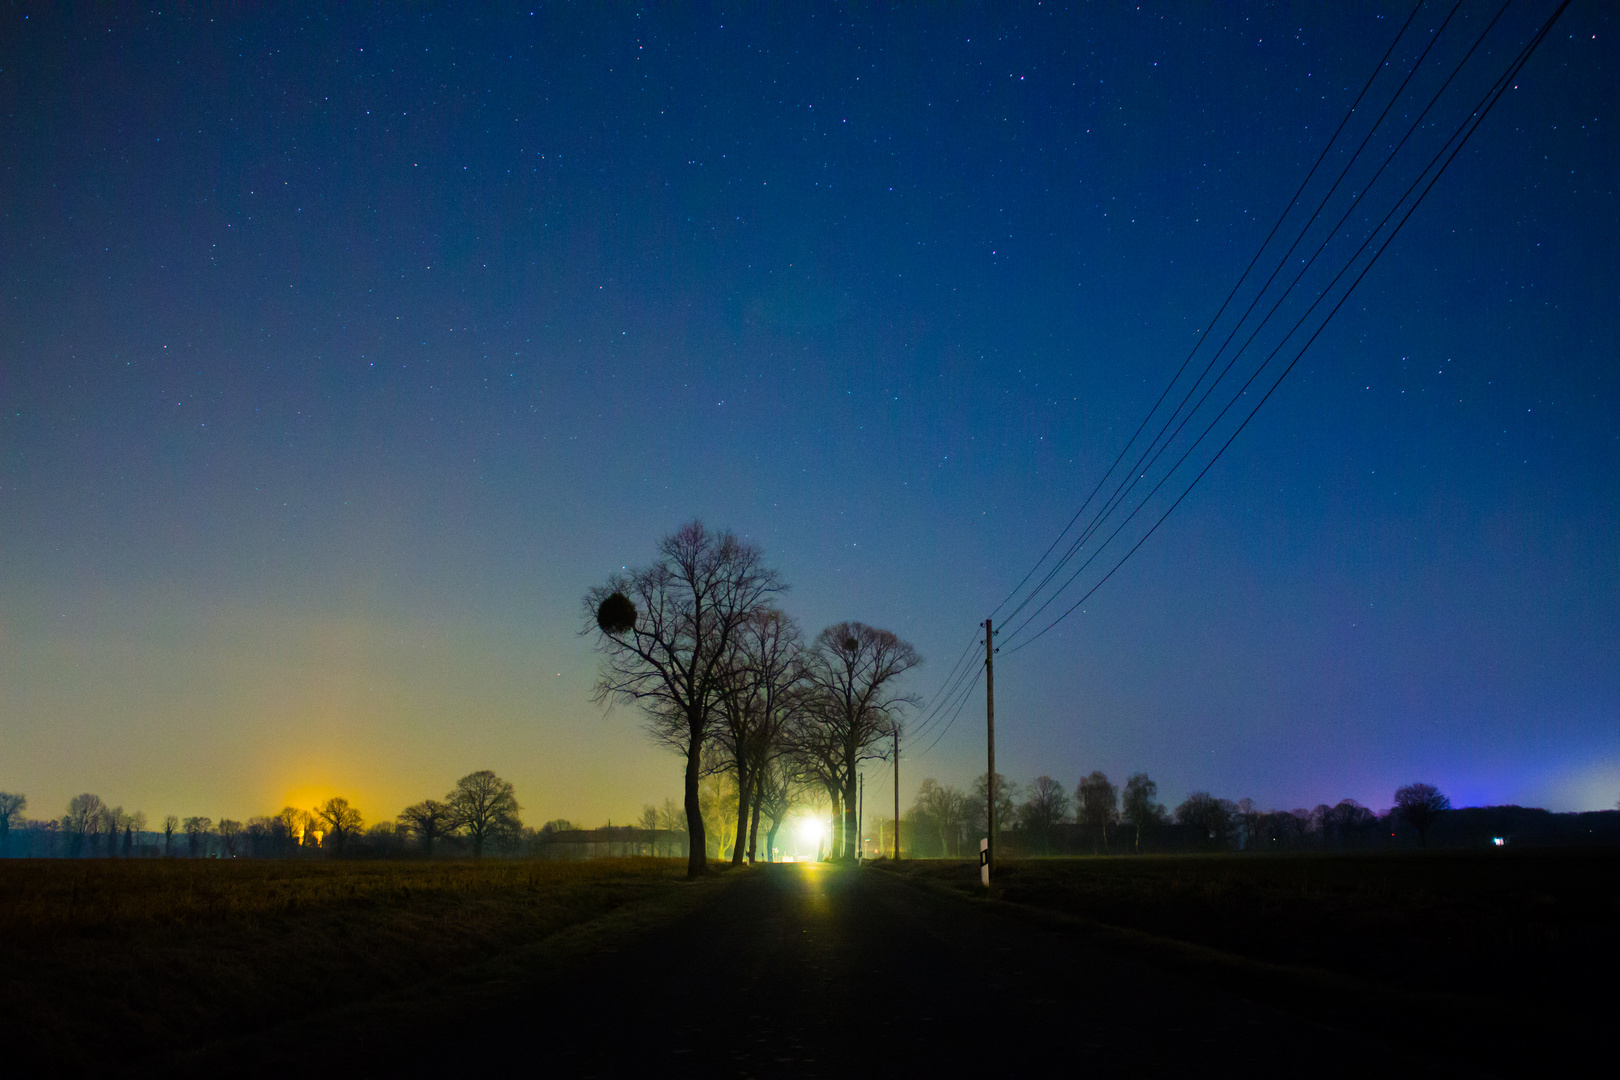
[6,852,1615,1073]
[0,858,697,1068]
[879,850,1618,1060]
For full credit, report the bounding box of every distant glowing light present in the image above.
[793,816,830,847]
[1492,837,1506,847]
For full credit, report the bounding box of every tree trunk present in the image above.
[765,817,781,863]
[747,783,762,863]
[684,726,707,877]
[842,772,859,861]
[827,789,843,861]
[731,759,751,867]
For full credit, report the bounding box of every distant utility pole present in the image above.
[984,617,997,881]
[893,724,901,861]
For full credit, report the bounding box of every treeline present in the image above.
[0,770,531,860]
[900,773,1620,855]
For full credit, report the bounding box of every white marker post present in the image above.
[980,837,990,887]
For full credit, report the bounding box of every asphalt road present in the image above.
[205,862,1459,1077]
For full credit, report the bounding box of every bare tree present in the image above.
[584,520,785,877]
[657,796,686,857]
[1394,782,1451,849]
[799,622,921,860]
[217,818,242,857]
[162,814,179,857]
[698,769,739,859]
[99,807,119,857]
[1174,793,1235,850]
[638,804,661,855]
[313,798,362,854]
[712,608,806,866]
[0,792,24,856]
[969,772,1019,851]
[1020,776,1071,855]
[274,806,302,855]
[1121,773,1165,854]
[910,779,970,858]
[1077,771,1119,854]
[783,701,848,859]
[447,771,521,858]
[1235,798,1262,851]
[399,799,460,857]
[183,816,213,857]
[65,794,106,858]
[246,817,273,857]
[753,757,806,862]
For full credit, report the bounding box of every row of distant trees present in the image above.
[0,771,524,859]
[585,519,924,876]
[899,774,1458,856]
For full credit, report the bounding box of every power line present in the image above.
[999,0,1515,650]
[913,662,985,760]
[905,632,987,745]
[990,0,1430,631]
[1004,0,1573,655]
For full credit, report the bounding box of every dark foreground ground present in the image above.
[8,854,1610,1076]
[180,856,1606,1077]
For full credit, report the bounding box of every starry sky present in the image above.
[2,3,1615,829]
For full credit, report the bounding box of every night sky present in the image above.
[3,3,1615,829]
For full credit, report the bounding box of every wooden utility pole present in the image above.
[984,617,997,881]
[892,724,901,860]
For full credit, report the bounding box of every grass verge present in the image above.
[872,851,1619,1071]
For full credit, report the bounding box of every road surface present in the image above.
[201,862,1451,1076]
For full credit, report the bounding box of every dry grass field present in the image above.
[0,857,694,1066]
[878,851,1619,1030]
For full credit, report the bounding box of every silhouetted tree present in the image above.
[784,699,849,859]
[709,608,806,866]
[969,772,1019,850]
[909,779,969,858]
[1234,799,1262,851]
[183,816,213,857]
[0,792,24,856]
[217,818,242,857]
[1174,792,1234,850]
[65,794,106,858]
[638,804,661,855]
[585,520,785,878]
[1323,799,1377,849]
[657,797,686,857]
[1121,773,1166,854]
[1394,783,1451,848]
[274,807,303,854]
[313,798,362,854]
[102,806,128,857]
[754,759,802,861]
[247,817,273,857]
[447,771,521,858]
[163,814,178,856]
[399,799,460,857]
[799,622,921,860]
[1019,776,1071,855]
[1077,771,1119,854]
